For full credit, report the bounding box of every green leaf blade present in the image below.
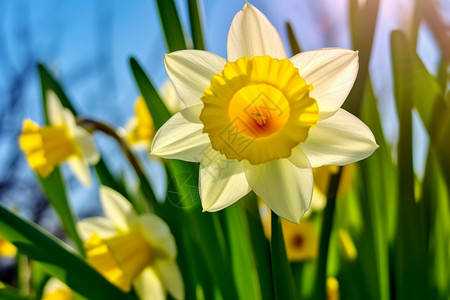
[0,205,136,300]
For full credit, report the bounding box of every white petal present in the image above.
[288,146,311,168]
[134,268,165,300]
[43,278,71,295]
[290,48,359,118]
[159,80,185,114]
[66,157,91,187]
[138,214,177,259]
[73,129,100,164]
[164,50,226,107]
[154,259,185,300]
[252,159,313,224]
[46,90,65,126]
[76,217,117,241]
[301,108,378,167]
[200,147,251,211]
[151,104,210,162]
[243,161,264,187]
[227,3,286,61]
[99,186,134,231]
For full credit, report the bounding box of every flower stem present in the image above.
[77,118,157,214]
[270,211,298,300]
[313,167,343,300]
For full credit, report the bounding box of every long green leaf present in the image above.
[271,212,297,300]
[389,31,450,190]
[391,29,428,300]
[224,200,262,300]
[0,289,36,300]
[243,194,274,300]
[156,0,187,52]
[187,0,205,50]
[129,57,172,129]
[359,78,396,300]
[38,171,84,254]
[286,22,302,56]
[0,204,136,300]
[313,170,342,300]
[345,0,379,116]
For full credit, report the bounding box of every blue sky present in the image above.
[0,0,443,221]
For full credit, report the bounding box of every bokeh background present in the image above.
[0,0,448,286]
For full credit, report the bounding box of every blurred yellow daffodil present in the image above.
[125,82,184,151]
[19,91,99,186]
[125,97,156,150]
[310,164,356,212]
[338,229,358,261]
[326,277,340,300]
[42,278,73,300]
[77,187,184,300]
[260,201,318,261]
[0,236,16,258]
[151,3,378,223]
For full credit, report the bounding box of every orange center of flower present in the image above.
[200,56,319,165]
[228,84,290,138]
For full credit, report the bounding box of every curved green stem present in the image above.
[77,118,157,214]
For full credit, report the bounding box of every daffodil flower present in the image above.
[0,235,17,258]
[327,277,340,300]
[151,3,378,223]
[42,278,73,300]
[125,83,184,150]
[19,91,99,186]
[310,164,356,213]
[125,97,156,150]
[77,187,184,300]
[260,200,318,261]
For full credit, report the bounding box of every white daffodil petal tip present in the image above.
[164,51,226,107]
[290,48,359,118]
[227,2,286,61]
[301,109,379,168]
[249,160,313,224]
[151,105,210,163]
[99,186,134,231]
[199,148,251,212]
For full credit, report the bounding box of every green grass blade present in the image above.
[243,194,274,300]
[345,0,379,116]
[156,0,187,52]
[224,200,262,300]
[271,212,297,300]
[129,57,172,129]
[0,205,136,300]
[391,29,428,300]
[313,170,342,300]
[359,78,397,300]
[388,31,450,190]
[38,170,84,255]
[30,262,49,300]
[0,289,36,300]
[286,22,302,56]
[187,0,205,50]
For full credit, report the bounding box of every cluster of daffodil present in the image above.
[2,1,448,300]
